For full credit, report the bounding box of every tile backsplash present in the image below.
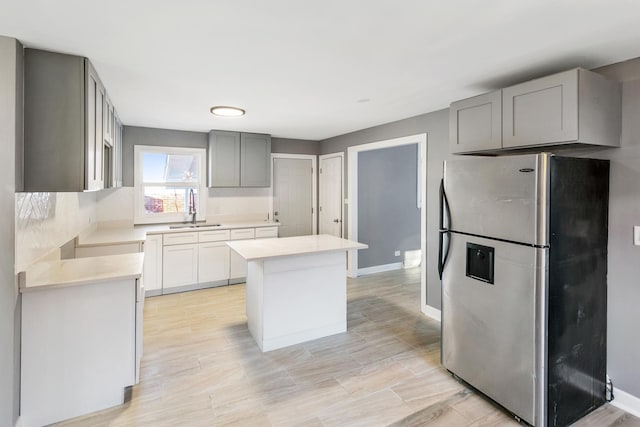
[15,192,97,272]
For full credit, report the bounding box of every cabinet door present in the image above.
[255,227,278,239]
[208,131,241,187]
[162,244,198,290]
[198,242,230,283]
[103,96,113,146]
[23,49,86,192]
[85,61,105,191]
[450,91,502,153]
[240,133,271,187]
[113,116,123,187]
[503,69,578,148]
[143,235,163,294]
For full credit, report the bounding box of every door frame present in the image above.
[347,134,427,305]
[270,153,318,235]
[318,152,345,238]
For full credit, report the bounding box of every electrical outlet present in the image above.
[634,226,640,246]
[394,251,401,257]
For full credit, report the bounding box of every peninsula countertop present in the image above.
[226,234,368,261]
[20,253,145,292]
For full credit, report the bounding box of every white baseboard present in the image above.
[357,262,402,276]
[422,305,441,322]
[611,387,640,418]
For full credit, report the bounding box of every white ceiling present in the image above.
[2,0,640,140]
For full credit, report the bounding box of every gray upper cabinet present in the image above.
[208,131,241,187]
[449,91,502,154]
[240,133,271,187]
[449,68,621,154]
[502,68,621,149]
[85,60,105,191]
[208,131,271,187]
[24,48,122,192]
[113,114,123,188]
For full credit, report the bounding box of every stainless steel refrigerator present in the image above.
[438,153,609,427]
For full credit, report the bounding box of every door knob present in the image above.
[333,219,340,223]
[274,211,278,216]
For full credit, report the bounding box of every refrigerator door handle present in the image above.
[438,179,452,280]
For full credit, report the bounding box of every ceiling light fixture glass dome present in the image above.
[210,106,246,117]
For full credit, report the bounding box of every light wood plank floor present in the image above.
[59,268,638,426]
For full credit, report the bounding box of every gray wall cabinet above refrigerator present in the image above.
[449,90,502,153]
[23,49,123,192]
[449,68,621,154]
[208,131,271,187]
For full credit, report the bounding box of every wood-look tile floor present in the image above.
[59,268,638,426]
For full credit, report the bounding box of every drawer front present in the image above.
[230,228,255,240]
[163,232,198,246]
[198,229,231,243]
[255,227,278,239]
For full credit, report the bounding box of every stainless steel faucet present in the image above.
[188,189,197,224]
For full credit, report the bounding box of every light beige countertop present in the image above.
[227,234,368,261]
[20,253,144,292]
[142,221,280,235]
[76,222,281,246]
[76,228,148,247]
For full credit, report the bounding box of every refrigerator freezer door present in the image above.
[442,233,547,425]
[444,154,548,246]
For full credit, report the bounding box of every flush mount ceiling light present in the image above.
[210,106,246,117]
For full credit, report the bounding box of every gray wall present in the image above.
[357,144,420,268]
[320,108,451,313]
[320,60,640,399]
[122,126,208,186]
[272,137,319,155]
[0,36,21,427]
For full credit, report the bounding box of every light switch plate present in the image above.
[394,251,401,257]
[634,226,640,246]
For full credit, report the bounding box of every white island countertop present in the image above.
[227,234,367,261]
[20,253,144,292]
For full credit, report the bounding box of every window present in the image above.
[134,145,207,224]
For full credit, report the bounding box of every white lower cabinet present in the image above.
[162,243,198,293]
[157,226,277,294]
[198,241,230,284]
[21,278,138,427]
[143,234,163,296]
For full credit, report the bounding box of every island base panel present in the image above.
[246,251,347,352]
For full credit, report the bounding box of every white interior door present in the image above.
[319,154,343,237]
[273,158,313,237]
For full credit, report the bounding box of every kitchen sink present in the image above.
[169,224,221,229]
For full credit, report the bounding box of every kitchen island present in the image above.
[227,234,367,351]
